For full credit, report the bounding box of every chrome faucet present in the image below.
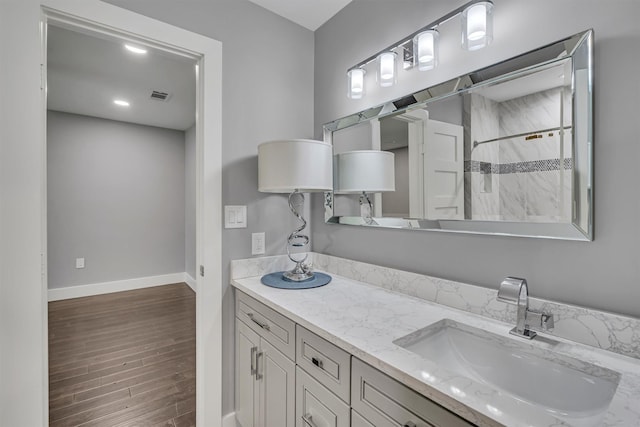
[497,277,554,339]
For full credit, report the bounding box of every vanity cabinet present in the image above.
[235,291,476,427]
[236,293,296,427]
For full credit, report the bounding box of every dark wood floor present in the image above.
[48,283,196,427]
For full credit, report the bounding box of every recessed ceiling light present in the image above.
[114,99,130,107]
[124,44,147,55]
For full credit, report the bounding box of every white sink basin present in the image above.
[393,319,620,423]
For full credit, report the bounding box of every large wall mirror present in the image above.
[324,30,593,240]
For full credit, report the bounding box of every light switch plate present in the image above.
[252,232,265,255]
[225,205,247,229]
[76,257,85,269]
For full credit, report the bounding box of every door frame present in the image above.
[40,1,223,425]
[392,109,429,219]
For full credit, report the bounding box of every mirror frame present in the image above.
[323,29,593,241]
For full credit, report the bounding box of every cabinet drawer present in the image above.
[296,367,349,427]
[296,325,351,403]
[237,291,296,360]
[351,358,475,427]
[351,410,375,427]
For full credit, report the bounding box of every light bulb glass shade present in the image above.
[335,150,395,193]
[377,52,397,87]
[462,1,493,51]
[347,68,366,99]
[124,44,148,54]
[413,30,439,71]
[258,139,333,193]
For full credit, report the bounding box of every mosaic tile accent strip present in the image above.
[464,158,573,174]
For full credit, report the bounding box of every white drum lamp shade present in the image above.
[259,139,333,193]
[335,150,395,193]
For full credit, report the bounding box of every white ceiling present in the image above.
[247,0,352,31]
[47,25,196,131]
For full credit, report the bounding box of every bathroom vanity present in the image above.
[234,289,472,427]
[231,254,640,427]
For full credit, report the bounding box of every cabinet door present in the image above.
[259,338,296,427]
[236,320,260,427]
[296,367,350,427]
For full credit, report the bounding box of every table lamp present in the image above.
[258,139,333,289]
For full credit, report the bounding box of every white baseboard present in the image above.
[222,412,237,427]
[48,272,187,301]
[184,272,197,293]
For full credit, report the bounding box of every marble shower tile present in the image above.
[526,170,561,219]
[499,173,526,220]
[562,168,573,222]
[499,88,563,136]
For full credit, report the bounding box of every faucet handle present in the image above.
[497,277,527,304]
[525,311,555,332]
[540,313,554,331]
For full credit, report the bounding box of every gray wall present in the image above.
[382,147,409,217]
[313,0,640,318]
[185,124,196,280]
[47,111,186,289]
[104,0,315,415]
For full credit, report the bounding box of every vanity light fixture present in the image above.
[258,139,333,288]
[413,30,439,71]
[113,99,130,107]
[462,1,493,51]
[346,0,494,99]
[347,68,365,99]
[377,52,397,87]
[124,44,147,54]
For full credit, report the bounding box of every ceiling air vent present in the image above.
[149,90,171,102]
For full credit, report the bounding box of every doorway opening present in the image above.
[47,22,198,425]
[41,2,223,425]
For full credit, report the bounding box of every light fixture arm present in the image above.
[347,0,493,72]
[284,190,312,281]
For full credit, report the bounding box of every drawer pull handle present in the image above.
[250,346,257,377]
[255,351,264,380]
[404,422,416,427]
[311,357,324,369]
[247,313,270,331]
[302,414,318,427]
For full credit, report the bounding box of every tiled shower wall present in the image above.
[465,88,573,222]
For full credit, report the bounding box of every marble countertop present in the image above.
[231,272,640,427]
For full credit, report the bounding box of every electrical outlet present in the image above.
[252,232,265,255]
[75,257,85,269]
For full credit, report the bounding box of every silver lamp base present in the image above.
[283,262,314,282]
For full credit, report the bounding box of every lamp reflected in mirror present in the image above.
[335,150,395,225]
